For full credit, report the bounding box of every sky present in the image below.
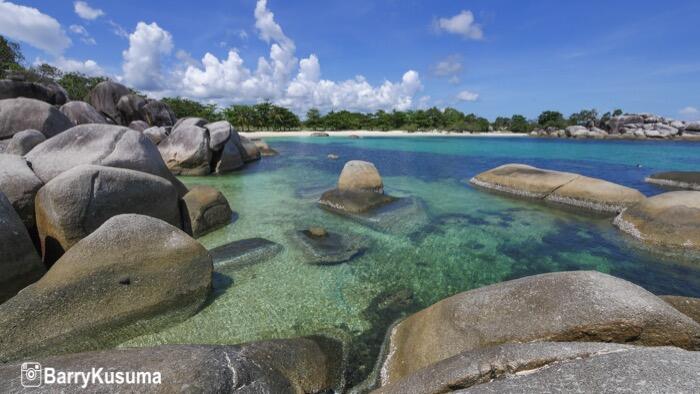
[1,0,699,121]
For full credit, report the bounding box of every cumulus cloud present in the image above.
[433,55,462,77]
[0,1,71,55]
[69,24,96,45]
[457,90,479,102]
[35,56,104,76]
[679,106,699,120]
[108,20,129,39]
[122,22,174,91]
[436,10,483,40]
[172,0,422,113]
[74,1,104,20]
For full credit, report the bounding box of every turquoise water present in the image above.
[125,136,700,385]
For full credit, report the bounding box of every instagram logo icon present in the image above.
[21,362,43,388]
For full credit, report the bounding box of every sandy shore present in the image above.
[242,130,529,138]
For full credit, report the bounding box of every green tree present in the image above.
[305,108,321,130]
[510,115,533,133]
[0,35,24,77]
[537,110,567,129]
[161,97,220,120]
[569,109,598,126]
[57,72,107,101]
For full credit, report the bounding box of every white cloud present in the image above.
[74,1,104,20]
[436,10,483,40]
[35,56,104,77]
[679,106,699,120]
[0,0,71,55]
[122,22,174,91]
[170,0,422,113]
[108,20,129,39]
[457,90,479,102]
[238,30,249,40]
[434,56,462,77]
[69,24,96,45]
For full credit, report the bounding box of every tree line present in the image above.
[3,34,622,133]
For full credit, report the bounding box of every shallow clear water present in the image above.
[124,136,700,384]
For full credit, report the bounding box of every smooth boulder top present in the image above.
[0,97,73,139]
[209,237,283,270]
[379,270,700,385]
[35,164,182,262]
[173,116,207,132]
[182,185,233,238]
[157,124,212,175]
[86,81,131,124]
[239,135,262,162]
[470,163,645,213]
[0,154,43,229]
[3,129,45,155]
[116,94,146,125]
[0,79,65,105]
[646,171,700,191]
[59,101,108,125]
[128,119,149,132]
[0,214,212,362]
[0,336,344,393]
[0,192,45,303]
[143,126,169,145]
[456,346,700,394]
[25,124,187,196]
[338,160,384,193]
[614,191,700,250]
[375,342,638,394]
[142,99,177,127]
[205,120,232,151]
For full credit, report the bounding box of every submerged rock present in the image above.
[646,171,700,191]
[338,160,384,193]
[470,163,644,213]
[319,189,397,214]
[3,129,45,155]
[158,124,212,175]
[209,237,283,270]
[253,138,278,156]
[0,97,73,139]
[376,342,700,394]
[613,191,700,250]
[35,165,182,264]
[0,154,43,230]
[59,101,108,125]
[0,336,344,393]
[379,270,700,385]
[182,185,233,238]
[0,214,212,362]
[0,192,44,303]
[293,227,367,265]
[25,124,187,196]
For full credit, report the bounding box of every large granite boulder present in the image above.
[209,238,284,270]
[239,135,261,162]
[59,101,107,125]
[0,336,344,393]
[141,99,177,127]
[182,185,232,237]
[470,164,644,213]
[646,171,700,191]
[172,117,207,132]
[0,192,44,303]
[614,191,700,250]
[0,214,212,362]
[86,81,131,124]
[214,137,245,173]
[379,271,700,384]
[143,126,169,145]
[338,160,384,193]
[3,129,45,156]
[25,124,187,196]
[0,154,43,229]
[376,342,700,394]
[41,80,69,106]
[662,295,700,324]
[158,124,212,175]
[205,120,232,151]
[0,79,57,104]
[128,120,149,132]
[35,165,182,264]
[116,93,146,125]
[0,97,73,139]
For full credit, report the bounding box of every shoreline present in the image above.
[242,130,529,138]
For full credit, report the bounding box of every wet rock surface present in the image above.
[293,227,367,265]
[182,185,233,237]
[646,171,700,191]
[209,237,284,270]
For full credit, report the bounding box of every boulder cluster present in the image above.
[470,163,700,252]
[531,113,700,139]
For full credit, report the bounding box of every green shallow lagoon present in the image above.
[124,136,700,385]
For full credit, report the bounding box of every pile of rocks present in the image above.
[531,113,700,139]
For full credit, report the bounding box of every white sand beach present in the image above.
[243,130,529,138]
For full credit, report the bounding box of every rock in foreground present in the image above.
[0,214,212,362]
[613,191,700,250]
[0,336,344,393]
[0,192,44,303]
[645,171,700,191]
[182,185,233,237]
[3,129,45,155]
[0,154,43,230]
[374,342,700,394]
[379,270,700,384]
[470,164,645,213]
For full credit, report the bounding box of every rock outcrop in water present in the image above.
[0,336,345,393]
[320,160,395,213]
[613,191,700,250]
[470,163,645,213]
[182,185,233,237]
[0,214,212,362]
[293,227,367,265]
[531,113,699,140]
[378,271,700,386]
[645,171,700,191]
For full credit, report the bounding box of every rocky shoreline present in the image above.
[1,78,700,392]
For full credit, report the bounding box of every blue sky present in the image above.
[1,0,699,120]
